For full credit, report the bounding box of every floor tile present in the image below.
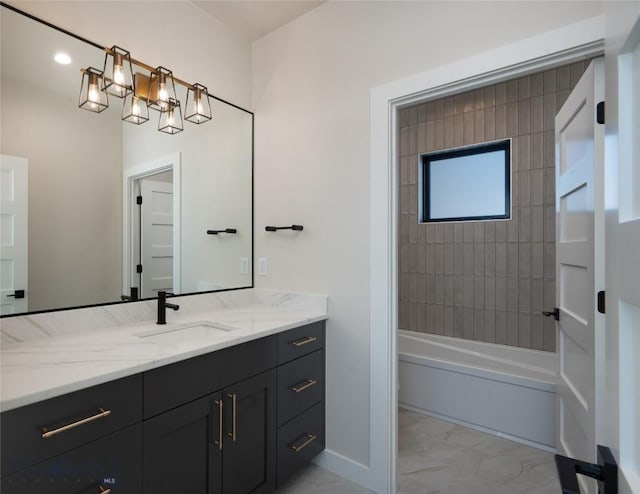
[277,409,559,493]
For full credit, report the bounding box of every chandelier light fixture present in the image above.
[158,98,184,135]
[78,67,109,113]
[102,45,134,98]
[78,45,213,135]
[147,66,176,112]
[185,83,212,124]
[122,94,149,125]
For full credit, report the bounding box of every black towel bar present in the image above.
[265,225,303,232]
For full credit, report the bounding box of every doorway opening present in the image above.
[368,28,604,492]
[123,153,181,300]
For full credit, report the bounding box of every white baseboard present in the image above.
[313,448,376,492]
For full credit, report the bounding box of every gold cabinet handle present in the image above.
[214,399,223,450]
[291,336,317,347]
[227,393,237,442]
[289,433,317,452]
[41,408,111,439]
[290,379,317,393]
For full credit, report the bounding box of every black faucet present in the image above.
[157,291,180,324]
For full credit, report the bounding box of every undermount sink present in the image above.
[135,320,237,344]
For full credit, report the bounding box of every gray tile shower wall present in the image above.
[397,61,591,352]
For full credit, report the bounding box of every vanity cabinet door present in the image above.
[1,423,142,494]
[222,370,276,494]
[142,393,223,494]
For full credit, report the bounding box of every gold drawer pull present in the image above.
[41,408,111,439]
[214,399,224,450]
[290,379,317,393]
[227,393,237,442]
[291,336,317,347]
[290,433,317,452]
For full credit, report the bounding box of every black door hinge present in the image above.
[542,308,560,321]
[137,195,143,205]
[597,290,606,314]
[597,101,605,125]
[136,264,143,273]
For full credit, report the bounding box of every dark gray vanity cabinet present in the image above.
[2,424,143,494]
[0,321,326,494]
[275,322,326,487]
[222,371,276,494]
[0,375,143,493]
[142,370,276,494]
[141,335,277,494]
[142,391,224,494]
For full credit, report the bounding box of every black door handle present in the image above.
[555,445,618,494]
[6,289,25,299]
[542,307,560,321]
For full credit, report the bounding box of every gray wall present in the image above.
[397,60,592,352]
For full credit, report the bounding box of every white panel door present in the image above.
[555,58,605,494]
[605,7,640,493]
[0,155,28,315]
[140,180,173,298]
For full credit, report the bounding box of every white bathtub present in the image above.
[398,330,557,452]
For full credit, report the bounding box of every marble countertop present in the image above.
[0,289,328,412]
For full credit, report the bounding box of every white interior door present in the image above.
[0,155,28,315]
[555,58,605,494]
[140,179,173,298]
[605,6,640,493]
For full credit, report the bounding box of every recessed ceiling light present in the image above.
[54,52,72,65]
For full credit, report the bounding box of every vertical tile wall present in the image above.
[397,60,592,352]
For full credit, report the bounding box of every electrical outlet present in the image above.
[258,257,267,276]
[240,257,249,275]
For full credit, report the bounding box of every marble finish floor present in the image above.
[276,409,559,493]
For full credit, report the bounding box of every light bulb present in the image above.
[158,82,168,108]
[132,98,140,116]
[88,83,100,103]
[167,109,174,127]
[113,64,125,86]
[88,76,101,109]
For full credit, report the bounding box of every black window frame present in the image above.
[420,139,511,223]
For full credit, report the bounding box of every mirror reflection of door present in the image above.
[135,172,174,299]
[0,155,28,315]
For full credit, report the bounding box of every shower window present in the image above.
[420,139,511,223]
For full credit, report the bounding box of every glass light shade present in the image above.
[122,94,149,125]
[102,46,134,98]
[148,66,176,112]
[185,83,212,124]
[158,98,183,134]
[78,67,108,113]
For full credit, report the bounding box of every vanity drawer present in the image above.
[1,375,142,479]
[277,321,325,365]
[144,335,276,418]
[276,402,325,487]
[277,349,324,426]
[1,423,142,494]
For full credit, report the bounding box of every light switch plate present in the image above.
[240,257,249,275]
[258,257,267,276]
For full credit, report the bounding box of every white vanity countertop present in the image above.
[0,289,328,412]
